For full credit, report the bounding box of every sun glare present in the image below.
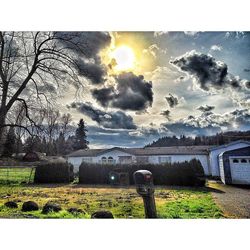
[110,45,135,71]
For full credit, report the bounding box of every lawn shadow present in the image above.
[202,186,225,194]
[230,184,250,189]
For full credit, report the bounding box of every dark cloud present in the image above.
[91,87,115,107]
[165,93,179,108]
[55,32,111,59]
[197,105,215,112]
[92,72,153,111]
[170,50,247,91]
[55,32,111,85]
[68,102,137,130]
[245,81,250,89]
[244,69,250,72]
[160,110,171,120]
[75,58,106,84]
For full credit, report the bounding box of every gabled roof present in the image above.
[219,145,250,157]
[67,149,104,157]
[67,145,211,157]
[209,140,250,151]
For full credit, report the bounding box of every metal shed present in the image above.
[219,146,250,185]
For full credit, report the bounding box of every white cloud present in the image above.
[153,31,168,37]
[184,31,199,36]
[143,44,167,58]
[210,45,222,51]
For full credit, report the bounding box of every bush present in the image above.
[42,202,62,214]
[34,162,74,183]
[79,159,205,186]
[22,201,39,212]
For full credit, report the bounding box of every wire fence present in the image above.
[0,166,36,184]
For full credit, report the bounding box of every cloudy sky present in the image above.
[59,32,250,148]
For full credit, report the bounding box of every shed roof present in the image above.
[209,140,250,151]
[219,145,250,157]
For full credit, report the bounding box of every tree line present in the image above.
[145,130,250,148]
[1,111,89,157]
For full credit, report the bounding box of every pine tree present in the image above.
[74,119,89,150]
[2,127,16,157]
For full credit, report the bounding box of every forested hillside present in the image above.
[146,131,250,147]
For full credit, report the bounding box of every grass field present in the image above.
[0,184,224,218]
[0,167,35,184]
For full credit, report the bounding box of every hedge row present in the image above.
[79,159,205,186]
[34,162,74,183]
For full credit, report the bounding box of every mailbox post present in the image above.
[133,170,157,218]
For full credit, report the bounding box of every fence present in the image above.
[0,166,36,184]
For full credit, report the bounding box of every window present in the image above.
[119,156,132,164]
[108,156,115,164]
[241,159,247,163]
[82,157,93,163]
[232,159,239,163]
[136,156,149,163]
[101,157,107,164]
[159,156,171,164]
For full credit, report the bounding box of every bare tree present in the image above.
[60,113,72,137]
[0,31,90,150]
[43,107,60,143]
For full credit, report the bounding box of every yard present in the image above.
[0,184,223,219]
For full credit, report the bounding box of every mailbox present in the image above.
[133,170,154,196]
[133,170,157,218]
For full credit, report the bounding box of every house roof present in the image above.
[67,145,211,157]
[125,146,211,155]
[67,149,104,157]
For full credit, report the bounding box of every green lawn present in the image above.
[0,168,35,184]
[0,184,224,218]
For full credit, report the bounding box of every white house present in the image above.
[67,145,210,173]
[67,141,250,180]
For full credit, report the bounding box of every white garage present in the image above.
[219,146,250,185]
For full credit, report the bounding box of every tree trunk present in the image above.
[0,108,7,154]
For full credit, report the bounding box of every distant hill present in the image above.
[145,130,250,147]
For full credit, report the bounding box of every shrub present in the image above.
[34,162,74,183]
[22,201,39,212]
[79,159,205,186]
[42,202,62,214]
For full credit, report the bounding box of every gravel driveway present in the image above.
[208,181,250,218]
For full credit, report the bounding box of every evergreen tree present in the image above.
[74,119,89,150]
[2,127,16,157]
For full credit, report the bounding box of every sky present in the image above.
[58,32,250,148]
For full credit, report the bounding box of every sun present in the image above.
[110,45,136,71]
